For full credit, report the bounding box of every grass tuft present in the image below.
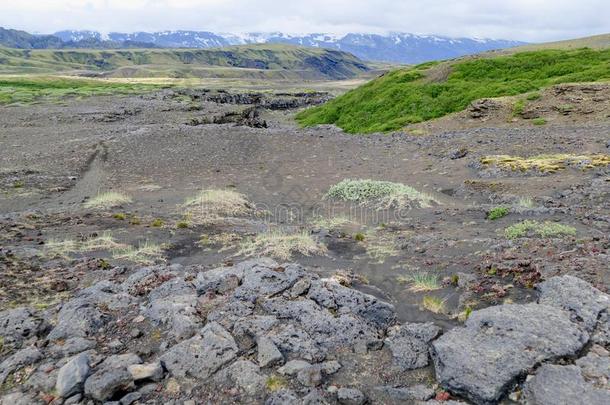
[80,231,124,251]
[406,272,441,292]
[487,206,509,220]
[505,220,576,239]
[326,179,438,209]
[184,189,252,223]
[84,192,132,209]
[421,296,446,314]
[238,229,326,260]
[112,241,165,264]
[481,154,610,173]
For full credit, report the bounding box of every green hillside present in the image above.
[0,44,371,80]
[296,47,610,133]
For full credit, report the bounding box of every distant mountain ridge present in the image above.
[16,28,526,63]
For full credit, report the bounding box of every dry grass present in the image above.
[481,154,610,173]
[80,231,125,251]
[200,232,243,252]
[84,192,132,209]
[44,238,79,258]
[238,229,326,260]
[407,272,441,292]
[183,189,252,224]
[112,241,165,265]
[421,296,446,314]
[309,215,353,230]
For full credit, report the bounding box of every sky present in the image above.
[1,0,609,43]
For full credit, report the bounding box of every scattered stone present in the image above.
[431,303,588,404]
[84,367,134,402]
[384,322,441,370]
[302,389,328,405]
[297,365,323,387]
[160,322,238,379]
[337,388,365,405]
[449,147,468,160]
[119,391,142,405]
[56,353,90,398]
[265,389,300,405]
[0,346,42,384]
[523,364,610,405]
[128,361,164,382]
[257,336,284,367]
[48,337,96,358]
[538,275,610,331]
[0,307,43,347]
[277,360,311,376]
[220,360,266,396]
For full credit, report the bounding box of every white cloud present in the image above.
[0,0,608,42]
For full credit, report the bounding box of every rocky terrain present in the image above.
[1,81,609,404]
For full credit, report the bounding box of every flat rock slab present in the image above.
[538,275,610,331]
[384,322,441,370]
[431,303,589,404]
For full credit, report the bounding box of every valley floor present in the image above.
[1,87,609,404]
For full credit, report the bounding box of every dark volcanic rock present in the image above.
[384,322,441,370]
[431,303,588,404]
[55,352,91,398]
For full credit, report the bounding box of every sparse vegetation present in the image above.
[505,220,577,239]
[265,375,287,392]
[512,99,526,116]
[84,192,132,209]
[326,179,438,209]
[421,296,446,314]
[309,215,353,230]
[176,220,190,229]
[407,272,441,292]
[112,213,126,220]
[151,218,164,227]
[481,154,610,173]
[526,92,541,101]
[112,241,165,264]
[516,197,535,209]
[238,229,326,260]
[297,48,610,133]
[184,189,252,223]
[354,232,366,242]
[532,118,547,125]
[487,206,509,220]
[80,231,124,251]
[44,238,79,258]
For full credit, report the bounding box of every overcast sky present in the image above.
[1,0,609,42]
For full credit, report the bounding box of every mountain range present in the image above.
[1,27,525,64]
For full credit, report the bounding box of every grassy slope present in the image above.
[0,44,370,80]
[296,47,610,133]
[0,76,164,104]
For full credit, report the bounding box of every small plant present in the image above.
[421,296,446,314]
[13,180,24,188]
[487,206,509,220]
[80,231,124,252]
[481,154,610,173]
[112,241,165,265]
[129,216,141,225]
[450,274,459,286]
[84,192,132,209]
[238,229,326,260]
[184,189,251,224]
[526,92,541,101]
[45,238,79,258]
[265,375,287,392]
[309,215,352,230]
[98,259,111,270]
[151,219,164,227]
[176,220,189,229]
[407,272,441,292]
[532,118,547,126]
[512,99,526,116]
[326,179,438,210]
[516,197,535,209]
[112,213,126,220]
[354,232,366,242]
[505,220,576,239]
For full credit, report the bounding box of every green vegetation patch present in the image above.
[487,206,509,220]
[297,48,610,133]
[505,220,576,239]
[481,154,610,173]
[0,76,162,105]
[326,179,438,209]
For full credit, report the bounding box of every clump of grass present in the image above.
[183,189,252,224]
[326,179,438,209]
[526,92,541,101]
[200,233,242,252]
[112,241,165,264]
[238,229,326,260]
[421,296,446,314]
[80,231,124,252]
[532,118,547,125]
[505,220,576,239]
[487,206,509,220]
[516,197,535,209]
[13,180,24,189]
[84,192,132,209]
[512,99,526,116]
[176,220,189,229]
[354,232,366,242]
[45,238,79,258]
[481,154,610,173]
[151,219,164,227]
[406,272,441,292]
[265,375,287,392]
[361,229,407,263]
[309,215,352,230]
[112,213,126,220]
[129,216,141,225]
